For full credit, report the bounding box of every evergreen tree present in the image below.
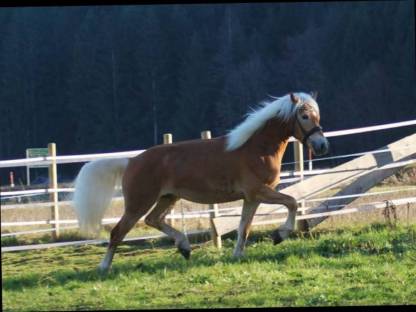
[0,3,415,185]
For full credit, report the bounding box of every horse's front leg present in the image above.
[233,200,260,258]
[253,185,298,244]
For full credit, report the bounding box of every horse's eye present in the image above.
[302,114,309,120]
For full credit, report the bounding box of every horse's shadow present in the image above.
[4,224,406,292]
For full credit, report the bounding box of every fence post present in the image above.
[9,171,15,188]
[163,133,175,227]
[308,148,313,172]
[48,143,59,239]
[26,149,31,186]
[201,130,222,248]
[293,141,308,231]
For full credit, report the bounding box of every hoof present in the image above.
[178,248,191,260]
[272,230,284,245]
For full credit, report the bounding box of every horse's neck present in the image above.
[246,117,293,162]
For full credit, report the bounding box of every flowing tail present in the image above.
[73,158,128,237]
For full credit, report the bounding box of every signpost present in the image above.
[24,145,60,238]
[26,148,49,185]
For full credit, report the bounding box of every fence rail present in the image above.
[1,119,415,168]
[1,195,413,227]
[2,188,415,237]
[4,186,415,212]
[2,157,415,198]
[2,196,415,252]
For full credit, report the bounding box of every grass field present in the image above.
[2,223,416,310]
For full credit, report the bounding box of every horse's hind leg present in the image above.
[99,195,157,273]
[144,194,191,259]
[99,211,142,272]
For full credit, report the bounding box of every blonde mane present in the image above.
[225,92,319,151]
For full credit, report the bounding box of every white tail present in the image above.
[73,158,128,237]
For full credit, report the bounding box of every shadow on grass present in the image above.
[3,223,415,292]
[1,231,94,247]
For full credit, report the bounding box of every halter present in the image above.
[295,106,323,146]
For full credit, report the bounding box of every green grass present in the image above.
[2,223,416,310]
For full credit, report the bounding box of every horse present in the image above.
[73,91,329,273]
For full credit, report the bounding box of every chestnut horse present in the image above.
[73,92,329,272]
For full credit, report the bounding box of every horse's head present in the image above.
[290,92,329,156]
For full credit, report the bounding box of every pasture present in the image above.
[2,222,416,310]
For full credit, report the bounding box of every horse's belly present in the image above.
[164,165,243,203]
[167,187,244,204]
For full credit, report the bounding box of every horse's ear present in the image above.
[310,91,318,100]
[290,93,300,105]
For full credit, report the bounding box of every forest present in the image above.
[0,1,415,184]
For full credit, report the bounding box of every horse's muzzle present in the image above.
[310,136,329,156]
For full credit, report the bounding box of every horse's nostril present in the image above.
[320,142,325,150]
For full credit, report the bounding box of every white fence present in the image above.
[2,193,415,252]
[1,119,415,250]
